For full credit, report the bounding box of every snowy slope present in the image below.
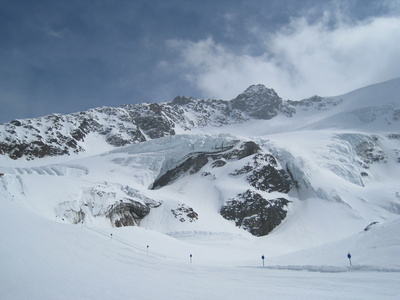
[1,78,400,299]
[299,77,400,132]
[1,189,399,300]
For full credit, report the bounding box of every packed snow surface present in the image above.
[1,78,400,299]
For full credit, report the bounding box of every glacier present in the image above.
[1,78,400,299]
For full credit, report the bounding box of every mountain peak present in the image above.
[231,84,284,119]
[240,84,279,98]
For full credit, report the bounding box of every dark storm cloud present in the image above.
[0,0,222,122]
[0,0,399,123]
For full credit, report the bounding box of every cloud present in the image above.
[167,12,400,100]
[44,27,66,38]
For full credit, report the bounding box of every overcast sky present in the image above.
[1,0,400,123]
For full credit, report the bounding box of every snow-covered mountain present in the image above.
[1,78,399,299]
[1,79,398,160]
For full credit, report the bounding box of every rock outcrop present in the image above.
[220,190,290,236]
[231,84,294,119]
[150,141,260,189]
[149,138,293,236]
[56,184,161,227]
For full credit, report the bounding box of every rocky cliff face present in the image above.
[220,150,293,236]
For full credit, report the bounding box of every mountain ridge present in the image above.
[1,78,399,161]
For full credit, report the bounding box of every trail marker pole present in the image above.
[261,255,265,267]
[347,252,352,266]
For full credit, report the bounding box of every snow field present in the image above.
[1,198,399,300]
